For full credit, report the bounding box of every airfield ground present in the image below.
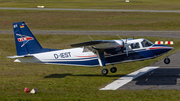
[0,34,180,100]
[1,0,180,100]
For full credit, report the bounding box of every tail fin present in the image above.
[13,21,42,55]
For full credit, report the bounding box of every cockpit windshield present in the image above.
[141,40,153,47]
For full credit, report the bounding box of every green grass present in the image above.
[0,0,180,10]
[1,10,180,31]
[1,34,180,100]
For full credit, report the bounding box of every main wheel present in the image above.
[101,68,108,75]
[164,58,170,64]
[110,67,117,73]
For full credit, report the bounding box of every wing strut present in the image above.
[96,50,106,67]
[96,50,110,75]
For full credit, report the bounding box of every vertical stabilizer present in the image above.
[13,21,42,55]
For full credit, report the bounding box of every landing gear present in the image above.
[101,65,117,75]
[164,58,170,64]
[164,53,170,64]
[110,67,117,73]
[101,68,108,75]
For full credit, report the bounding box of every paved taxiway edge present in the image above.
[100,66,159,90]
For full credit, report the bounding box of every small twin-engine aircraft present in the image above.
[8,21,173,75]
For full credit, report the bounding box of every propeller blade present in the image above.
[126,46,128,56]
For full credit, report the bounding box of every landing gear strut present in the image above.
[164,53,170,64]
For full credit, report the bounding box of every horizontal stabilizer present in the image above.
[7,55,34,59]
[70,40,115,47]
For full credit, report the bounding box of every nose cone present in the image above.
[163,45,173,51]
[150,45,173,55]
[168,46,174,50]
[165,46,173,53]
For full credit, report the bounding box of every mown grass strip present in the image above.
[1,10,180,31]
[0,0,180,10]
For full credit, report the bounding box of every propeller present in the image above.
[116,34,129,56]
[125,38,129,56]
[123,37,130,57]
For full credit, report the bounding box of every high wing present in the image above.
[70,40,124,50]
[70,40,114,47]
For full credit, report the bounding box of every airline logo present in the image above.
[18,37,34,42]
[16,34,34,47]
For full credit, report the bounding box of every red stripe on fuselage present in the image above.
[75,54,110,58]
[75,55,97,58]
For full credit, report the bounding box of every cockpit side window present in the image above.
[131,43,140,49]
[141,40,153,47]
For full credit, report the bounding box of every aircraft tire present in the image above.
[110,67,117,73]
[101,68,108,75]
[164,58,170,64]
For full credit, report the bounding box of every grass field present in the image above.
[0,0,180,10]
[0,34,180,100]
[1,10,180,31]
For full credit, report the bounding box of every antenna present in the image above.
[88,35,94,41]
[116,34,123,40]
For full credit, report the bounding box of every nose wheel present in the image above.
[164,53,170,64]
[164,58,170,64]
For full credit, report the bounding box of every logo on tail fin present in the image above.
[16,34,34,47]
[20,25,24,28]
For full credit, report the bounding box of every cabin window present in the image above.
[141,40,153,47]
[83,47,90,52]
[131,43,140,49]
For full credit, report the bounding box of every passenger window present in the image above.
[131,43,140,49]
[83,47,90,52]
[141,40,153,47]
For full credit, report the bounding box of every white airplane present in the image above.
[8,21,173,75]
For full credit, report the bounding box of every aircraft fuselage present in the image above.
[15,44,173,67]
